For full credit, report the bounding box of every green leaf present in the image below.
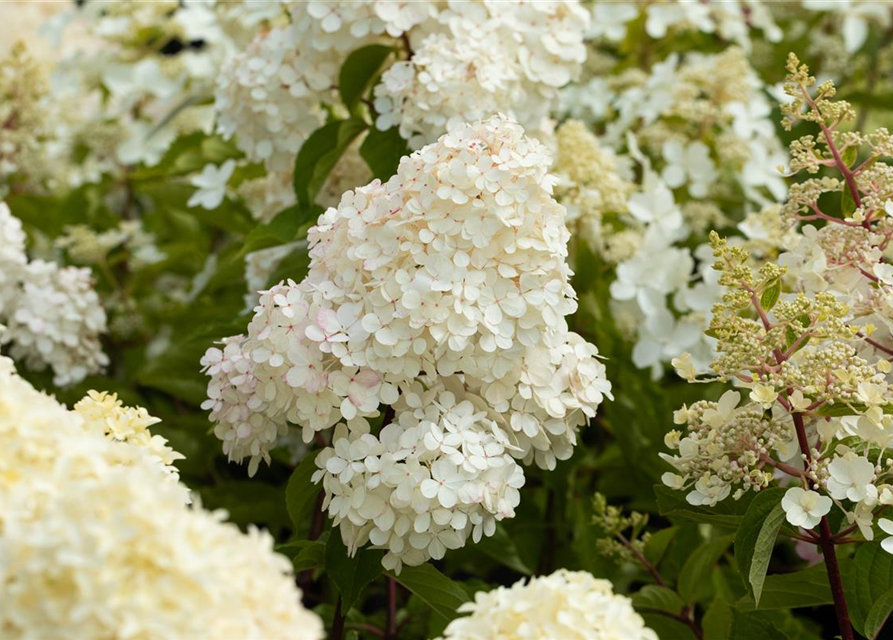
[735,488,786,606]
[136,318,246,404]
[475,524,533,575]
[845,542,893,637]
[239,205,308,257]
[197,480,289,534]
[641,613,698,639]
[644,526,679,566]
[294,118,368,206]
[816,401,893,418]
[388,564,470,632]
[655,485,755,529]
[841,145,859,168]
[130,132,241,181]
[842,184,857,217]
[847,91,893,109]
[816,401,867,418]
[278,539,326,572]
[632,585,684,614]
[360,125,410,180]
[728,609,794,640]
[338,44,393,112]
[760,281,781,312]
[678,535,733,603]
[285,450,322,532]
[703,599,733,640]
[865,585,893,639]
[263,246,312,289]
[325,532,383,613]
[737,563,836,611]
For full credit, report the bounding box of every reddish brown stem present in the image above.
[618,534,703,639]
[617,532,665,587]
[759,453,805,479]
[859,332,893,357]
[818,517,855,640]
[386,578,398,639]
[804,89,863,213]
[792,412,854,640]
[331,596,345,640]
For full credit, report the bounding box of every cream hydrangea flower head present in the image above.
[0,353,323,640]
[202,114,612,570]
[436,569,657,640]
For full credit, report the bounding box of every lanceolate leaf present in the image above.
[277,539,326,572]
[643,526,679,566]
[760,280,781,311]
[735,488,786,606]
[737,563,837,611]
[816,402,893,418]
[865,585,893,639]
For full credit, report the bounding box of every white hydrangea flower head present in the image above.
[215,25,338,173]
[3,260,108,386]
[314,382,526,572]
[0,354,324,640]
[374,0,589,149]
[288,0,438,51]
[562,46,786,377]
[803,0,892,53]
[0,202,27,310]
[203,115,612,568]
[436,569,658,640]
[217,0,441,177]
[0,201,108,386]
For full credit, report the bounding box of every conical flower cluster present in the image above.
[203,115,611,570]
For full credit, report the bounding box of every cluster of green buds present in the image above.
[592,493,652,565]
[664,54,893,564]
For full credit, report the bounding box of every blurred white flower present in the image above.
[0,355,324,640]
[188,160,236,209]
[661,139,717,198]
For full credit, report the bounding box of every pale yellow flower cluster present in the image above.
[554,119,633,253]
[0,354,323,640]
